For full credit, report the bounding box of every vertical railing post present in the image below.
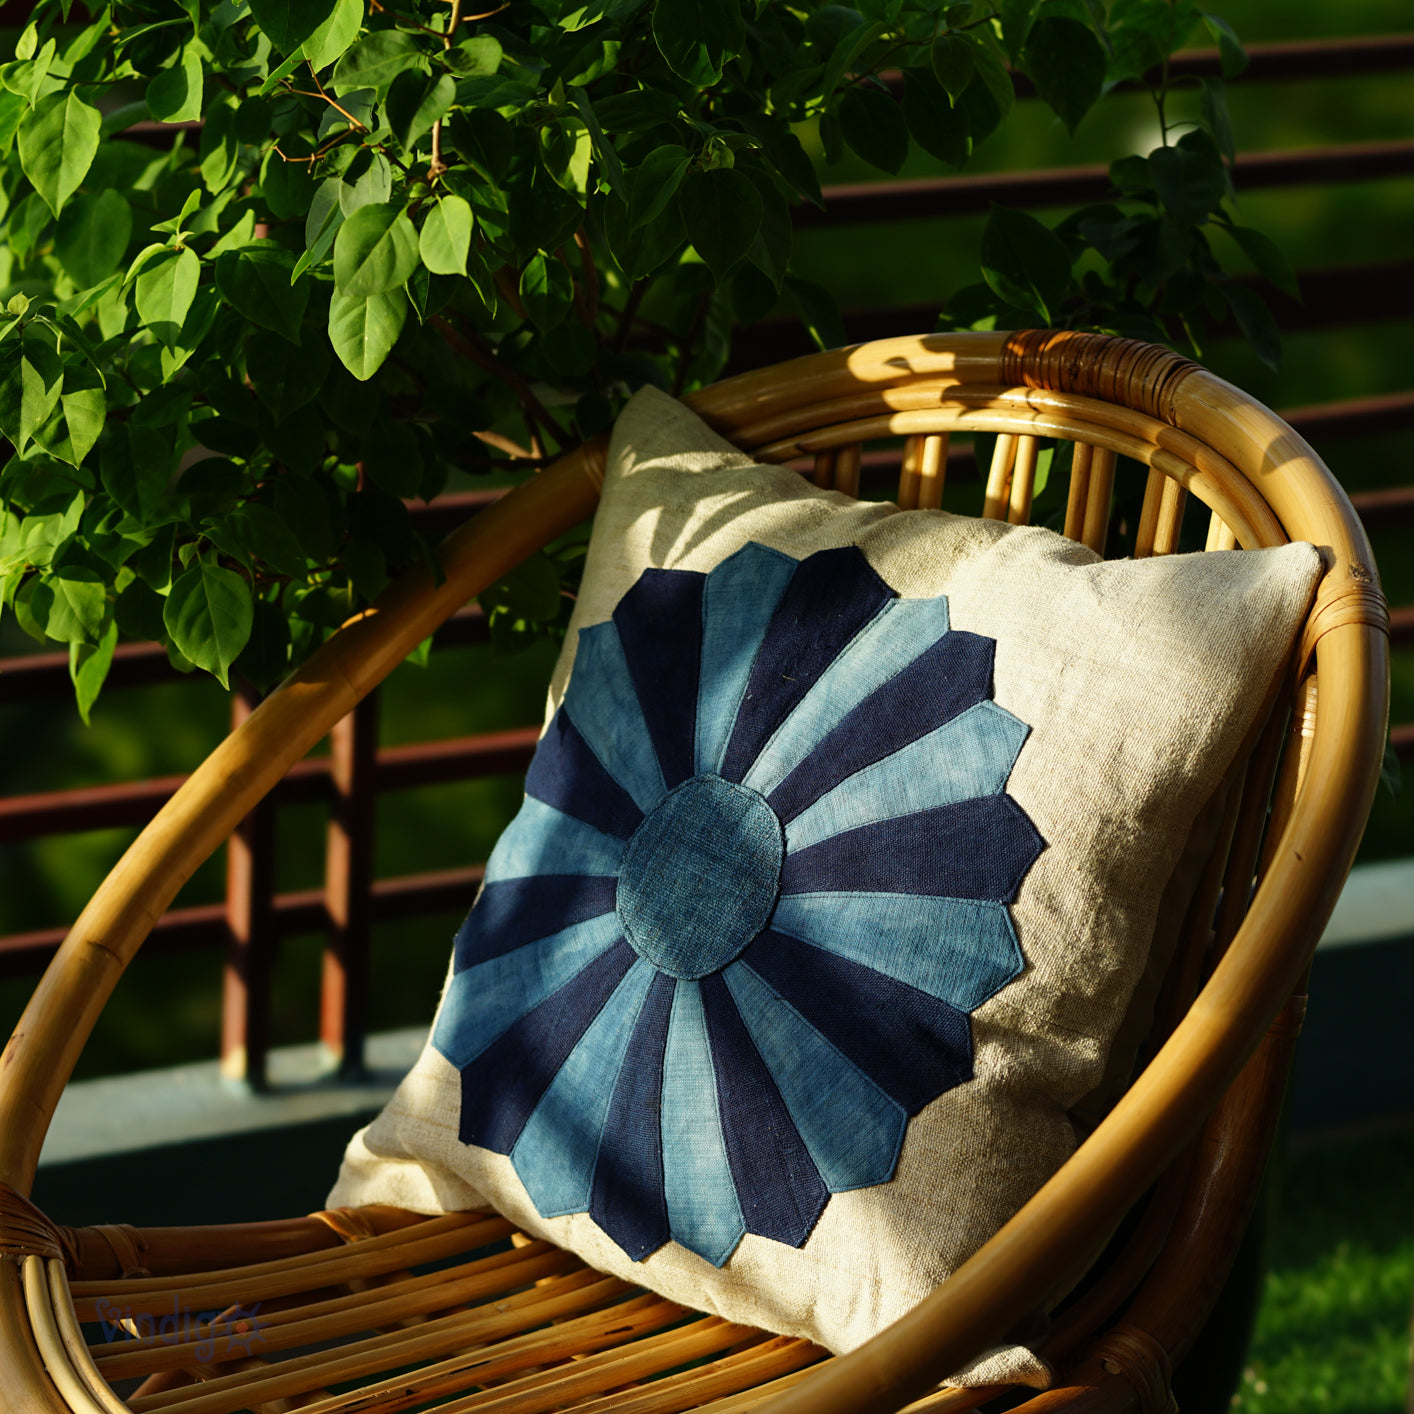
[321,690,379,1077]
[221,682,277,1091]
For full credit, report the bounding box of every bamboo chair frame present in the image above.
[0,331,1389,1414]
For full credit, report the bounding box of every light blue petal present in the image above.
[512,958,655,1218]
[660,980,745,1267]
[432,913,624,1069]
[695,543,798,776]
[742,596,950,797]
[564,622,666,811]
[483,796,626,885]
[723,962,906,1192]
[784,702,1030,853]
[770,893,1023,1012]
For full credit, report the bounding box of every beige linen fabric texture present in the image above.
[330,386,1320,1386]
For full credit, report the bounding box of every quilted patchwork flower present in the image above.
[433,543,1044,1267]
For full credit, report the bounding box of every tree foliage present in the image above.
[0,0,1285,716]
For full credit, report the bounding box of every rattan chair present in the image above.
[0,331,1390,1414]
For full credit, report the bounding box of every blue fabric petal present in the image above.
[434,912,624,1070]
[740,930,973,1115]
[453,875,618,973]
[771,893,1024,1012]
[660,980,746,1267]
[458,937,635,1154]
[695,544,798,776]
[483,796,627,886]
[525,708,643,842]
[722,962,906,1193]
[589,970,676,1260]
[563,622,667,812]
[779,794,1044,902]
[784,702,1030,853]
[512,957,657,1218]
[765,630,995,824]
[699,972,829,1248]
[613,569,706,791]
[720,547,894,783]
[742,594,950,798]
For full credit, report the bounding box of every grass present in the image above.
[1235,1130,1414,1413]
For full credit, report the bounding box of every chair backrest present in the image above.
[0,330,1389,1410]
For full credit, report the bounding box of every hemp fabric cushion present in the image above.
[330,385,1320,1386]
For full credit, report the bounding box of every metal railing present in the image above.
[0,31,1409,1087]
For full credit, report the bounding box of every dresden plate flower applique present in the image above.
[432,542,1045,1267]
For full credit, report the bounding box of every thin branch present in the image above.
[612,278,651,353]
[672,291,712,396]
[286,81,368,133]
[492,265,530,322]
[573,230,600,323]
[472,429,544,461]
[557,245,593,329]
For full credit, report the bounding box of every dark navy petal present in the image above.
[513,958,657,1218]
[699,972,829,1248]
[740,930,974,1114]
[589,970,676,1260]
[453,875,619,973]
[719,547,894,783]
[525,707,643,841]
[613,568,706,791]
[741,595,950,798]
[765,630,995,823]
[458,937,636,1154]
[779,794,1044,902]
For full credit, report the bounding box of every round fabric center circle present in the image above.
[617,775,784,979]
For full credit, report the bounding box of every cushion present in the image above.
[329,385,1320,1386]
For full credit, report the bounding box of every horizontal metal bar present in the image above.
[1349,486,1414,530]
[1389,606,1414,648]
[0,867,487,978]
[1392,723,1414,759]
[800,140,1414,229]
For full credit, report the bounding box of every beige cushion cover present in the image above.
[330,387,1319,1386]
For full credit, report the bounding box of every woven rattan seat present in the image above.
[0,331,1389,1414]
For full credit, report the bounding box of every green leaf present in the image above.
[259,45,311,98]
[332,30,425,96]
[159,286,221,380]
[0,89,28,156]
[37,566,107,643]
[820,19,886,99]
[0,37,55,106]
[679,168,761,283]
[1223,283,1280,371]
[340,152,393,215]
[651,0,744,85]
[419,196,473,276]
[56,189,134,291]
[198,102,239,192]
[146,44,205,123]
[305,0,363,70]
[249,328,331,424]
[135,247,200,348]
[18,90,102,217]
[1203,12,1247,77]
[333,202,421,297]
[786,276,846,352]
[328,287,408,380]
[603,191,685,281]
[216,243,309,344]
[838,84,909,174]
[961,36,1014,143]
[385,70,455,153]
[1226,225,1300,300]
[363,419,424,498]
[249,0,339,54]
[1000,0,1040,61]
[101,425,176,523]
[164,560,253,688]
[629,144,691,230]
[569,86,627,202]
[1024,17,1105,135]
[32,363,106,468]
[447,108,513,186]
[519,252,574,332]
[901,67,971,167]
[1149,138,1225,224]
[735,113,823,209]
[0,336,64,457]
[445,34,503,77]
[480,551,562,624]
[980,204,1071,323]
[931,33,975,104]
[230,503,309,577]
[70,618,118,725]
[1199,75,1235,165]
[275,475,335,563]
